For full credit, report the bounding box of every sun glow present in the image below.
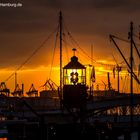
[0,66,60,93]
[0,57,139,94]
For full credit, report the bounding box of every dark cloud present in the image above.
[0,0,140,69]
[0,0,140,33]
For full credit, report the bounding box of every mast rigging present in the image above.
[59,11,63,99]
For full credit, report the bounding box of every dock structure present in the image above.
[0,93,140,140]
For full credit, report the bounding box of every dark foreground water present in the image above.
[1,123,139,140]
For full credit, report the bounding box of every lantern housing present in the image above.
[63,54,87,108]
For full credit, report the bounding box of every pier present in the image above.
[0,92,140,139]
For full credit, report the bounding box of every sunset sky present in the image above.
[0,0,139,94]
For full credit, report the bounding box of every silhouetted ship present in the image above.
[0,12,140,140]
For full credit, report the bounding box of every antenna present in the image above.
[72,48,77,56]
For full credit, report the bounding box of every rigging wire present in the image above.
[111,34,140,46]
[63,21,116,68]
[77,50,89,62]
[67,31,96,63]
[4,28,58,82]
[63,32,70,63]
[133,33,140,41]
[48,28,59,79]
[111,35,130,43]
[111,34,140,59]
[67,31,116,67]
[63,22,97,62]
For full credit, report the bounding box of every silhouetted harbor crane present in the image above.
[0,82,10,97]
[40,79,59,98]
[11,84,24,97]
[26,83,38,97]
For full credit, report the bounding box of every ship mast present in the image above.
[59,11,63,98]
[129,22,134,130]
[109,22,136,131]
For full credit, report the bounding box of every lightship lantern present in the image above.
[63,49,87,109]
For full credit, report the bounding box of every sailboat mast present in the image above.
[130,22,133,130]
[59,11,63,97]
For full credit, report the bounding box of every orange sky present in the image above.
[1,57,139,94]
[0,1,140,94]
[0,27,139,94]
